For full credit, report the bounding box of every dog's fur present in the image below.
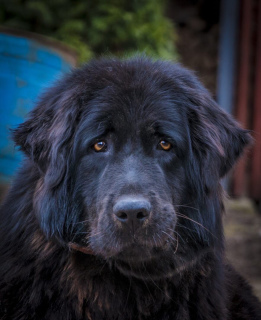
[0,57,260,320]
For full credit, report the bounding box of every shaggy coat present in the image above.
[0,57,260,320]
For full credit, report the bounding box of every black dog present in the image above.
[0,57,260,320]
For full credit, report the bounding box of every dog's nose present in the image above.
[113,197,151,229]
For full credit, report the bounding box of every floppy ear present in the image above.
[185,88,252,194]
[12,83,81,238]
[13,85,80,183]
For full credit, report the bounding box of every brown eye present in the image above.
[159,140,172,151]
[93,141,107,152]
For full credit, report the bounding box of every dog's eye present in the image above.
[93,141,107,152]
[158,140,172,151]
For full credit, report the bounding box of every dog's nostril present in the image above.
[117,211,128,221]
[113,197,151,228]
[136,211,148,220]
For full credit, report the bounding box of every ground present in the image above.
[224,198,261,300]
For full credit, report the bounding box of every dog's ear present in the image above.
[185,87,252,193]
[13,84,80,186]
[12,82,81,238]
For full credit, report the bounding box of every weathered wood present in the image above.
[250,0,261,200]
[233,0,253,196]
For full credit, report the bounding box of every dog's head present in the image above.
[13,58,251,278]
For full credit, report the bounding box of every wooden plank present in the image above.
[250,0,261,200]
[233,0,253,196]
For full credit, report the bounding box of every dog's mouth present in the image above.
[114,243,163,262]
[68,241,175,279]
[68,238,179,280]
[69,238,171,262]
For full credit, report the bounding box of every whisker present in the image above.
[162,230,176,242]
[89,231,103,238]
[176,213,215,237]
[175,224,198,242]
[72,219,93,225]
[80,231,103,243]
[172,229,186,244]
[174,204,200,212]
[174,233,179,254]
[152,235,157,247]
[176,223,197,233]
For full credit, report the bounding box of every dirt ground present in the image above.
[224,198,261,300]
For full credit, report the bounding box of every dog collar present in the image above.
[68,242,95,255]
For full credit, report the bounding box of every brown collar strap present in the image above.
[68,242,95,255]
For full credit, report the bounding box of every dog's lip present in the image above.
[68,242,95,255]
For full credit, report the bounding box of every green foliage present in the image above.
[0,0,178,63]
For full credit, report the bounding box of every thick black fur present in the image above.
[0,57,260,320]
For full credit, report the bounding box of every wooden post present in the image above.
[250,0,261,200]
[233,0,253,196]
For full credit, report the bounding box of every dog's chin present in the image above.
[112,249,176,280]
[96,238,171,261]
[113,243,160,262]
[102,242,176,280]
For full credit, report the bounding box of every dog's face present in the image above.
[74,84,187,263]
[14,58,251,278]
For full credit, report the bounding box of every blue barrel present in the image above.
[0,28,77,184]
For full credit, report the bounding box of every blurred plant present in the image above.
[0,0,178,63]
